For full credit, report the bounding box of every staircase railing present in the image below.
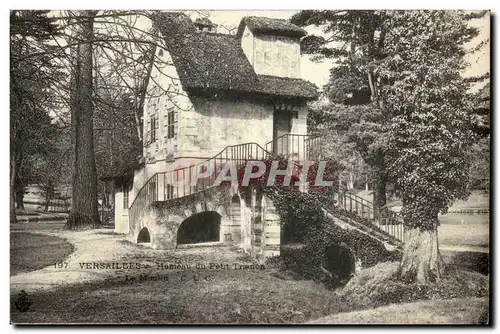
[129,134,406,245]
[129,142,273,227]
[265,133,323,161]
[337,191,407,242]
[265,133,406,243]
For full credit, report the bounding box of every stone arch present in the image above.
[176,211,222,245]
[137,227,151,244]
[323,244,356,287]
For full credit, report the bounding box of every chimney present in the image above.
[194,17,218,33]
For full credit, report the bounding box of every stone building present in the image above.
[104,13,318,254]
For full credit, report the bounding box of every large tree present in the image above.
[60,10,181,229]
[381,10,480,282]
[293,10,486,282]
[291,10,391,212]
[65,10,101,229]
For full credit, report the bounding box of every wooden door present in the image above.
[272,109,292,155]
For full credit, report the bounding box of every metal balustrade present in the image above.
[129,134,406,245]
[337,190,407,242]
[129,143,273,228]
[265,133,323,161]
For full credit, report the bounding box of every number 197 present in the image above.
[54,262,68,268]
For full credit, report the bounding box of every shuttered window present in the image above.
[167,110,175,139]
[150,115,158,142]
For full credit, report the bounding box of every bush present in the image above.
[337,262,489,308]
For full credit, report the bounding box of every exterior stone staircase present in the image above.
[129,134,406,250]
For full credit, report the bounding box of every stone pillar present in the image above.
[240,195,253,253]
[262,195,281,259]
[250,187,264,261]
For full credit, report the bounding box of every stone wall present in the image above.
[240,27,301,78]
[253,34,301,78]
[114,187,129,234]
[240,26,255,67]
[180,96,275,157]
[143,36,194,164]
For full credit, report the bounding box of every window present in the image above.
[150,115,158,142]
[292,110,299,119]
[148,181,157,201]
[167,110,175,139]
[158,49,164,57]
[123,184,129,210]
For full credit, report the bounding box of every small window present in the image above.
[292,110,299,119]
[158,49,164,57]
[167,110,175,139]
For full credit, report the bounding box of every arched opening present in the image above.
[137,227,151,243]
[323,244,356,288]
[177,211,221,245]
[281,217,305,244]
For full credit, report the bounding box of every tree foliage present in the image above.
[292,10,486,282]
[10,10,63,220]
[292,10,391,209]
[382,11,478,229]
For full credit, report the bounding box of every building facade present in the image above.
[109,13,318,248]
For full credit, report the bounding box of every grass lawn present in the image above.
[307,298,489,324]
[10,268,356,324]
[9,212,489,324]
[10,232,74,276]
[438,213,489,274]
[438,213,489,249]
[449,191,489,210]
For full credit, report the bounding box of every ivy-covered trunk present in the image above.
[399,220,443,283]
[373,171,387,219]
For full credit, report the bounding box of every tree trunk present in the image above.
[373,171,387,219]
[44,187,52,212]
[65,10,100,230]
[399,223,443,283]
[15,186,25,210]
[347,168,354,190]
[10,157,17,224]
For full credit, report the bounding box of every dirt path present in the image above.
[10,227,254,294]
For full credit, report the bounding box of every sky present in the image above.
[192,10,490,90]
[47,9,490,91]
[192,10,334,88]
